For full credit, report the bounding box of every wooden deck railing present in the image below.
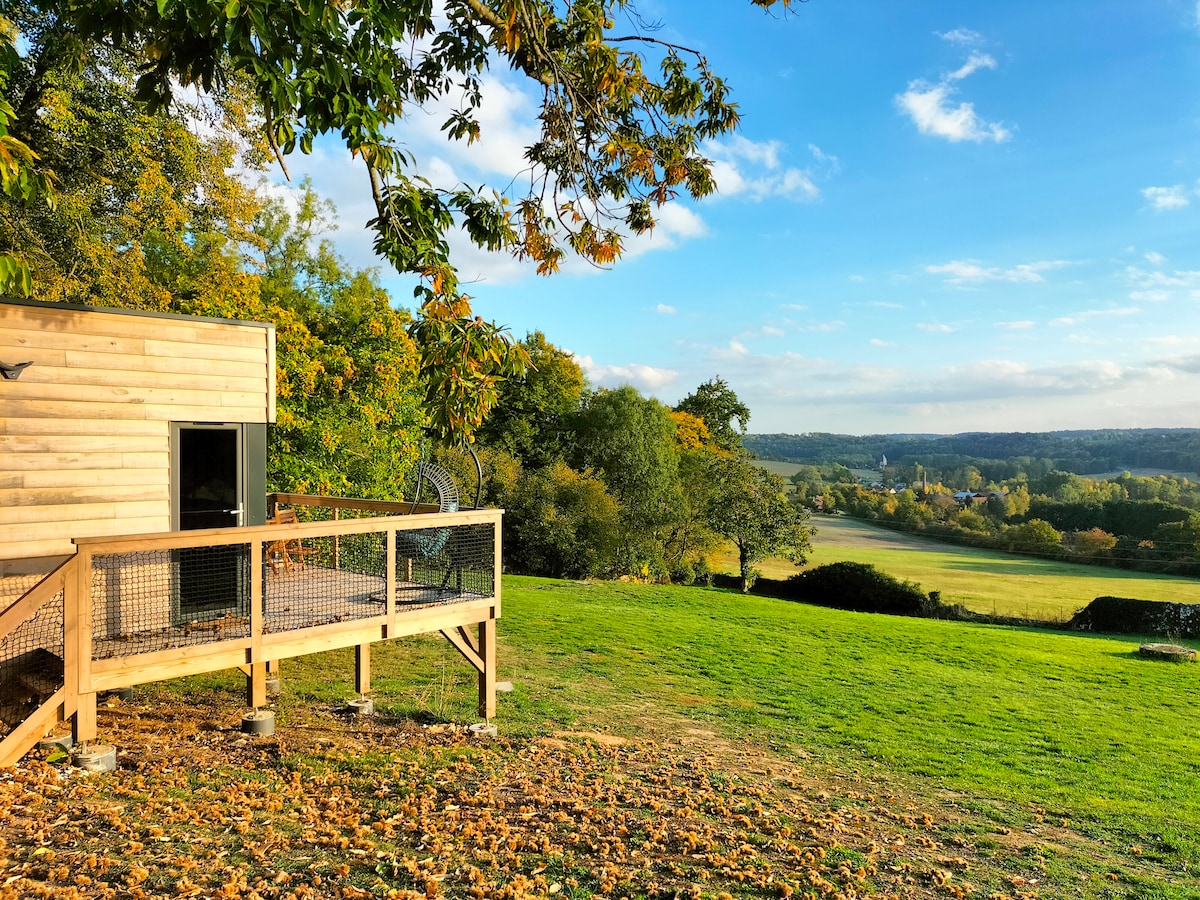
[0,500,502,765]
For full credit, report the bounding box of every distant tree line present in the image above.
[746,430,1200,477]
[791,463,1200,576]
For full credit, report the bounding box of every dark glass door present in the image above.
[175,426,248,623]
[179,428,240,529]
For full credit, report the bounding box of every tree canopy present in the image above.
[675,376,751,452]
[704,453,812,592]
[3,0,796,442]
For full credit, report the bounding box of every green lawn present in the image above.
[256,575,1200,898]
[712,515,1200,621]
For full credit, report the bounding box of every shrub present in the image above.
[1069,596,1200,638]
[780,562,934,616]
[503,462,620,578]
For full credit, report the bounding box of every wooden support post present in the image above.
[73,692,98,746]
[478,618,496,719]
[355,643,371,696]
[385,528,396,634]
[246,540,267,709]
[70,547,98,744]
[245,662,268,708]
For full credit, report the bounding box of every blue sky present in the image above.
[278,0,1200,435]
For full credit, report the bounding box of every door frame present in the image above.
[170,422,246,531]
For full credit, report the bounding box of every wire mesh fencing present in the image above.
[264,529,388,632]
[91,545,252,660]
[78,510,497,656]
[0,589,65,737]
[396,521,495,606]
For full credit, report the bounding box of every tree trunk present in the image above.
[739,543,751,593]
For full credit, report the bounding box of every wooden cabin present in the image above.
[0,300,500,766]
[0,298,275,592]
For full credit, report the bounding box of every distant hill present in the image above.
[743,429,1200,477]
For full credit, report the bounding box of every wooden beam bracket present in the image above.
[440,627,485,673]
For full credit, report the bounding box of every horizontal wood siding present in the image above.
[0,302,275,565]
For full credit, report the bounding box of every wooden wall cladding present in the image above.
[0,302,275,565]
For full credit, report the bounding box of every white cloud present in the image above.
[926,258,1069,285]
[848,274,866,282]
[705,136,823,202]
[399,75,540,181]
[780,303,808,311]
[799,320,846,333]
[947,52,998,82]
[917,322,953,333]
[683,338,1200,434]
[619,203,709,260]
[896,43,1009,143]
[1049,307,1141,327]
[937,28,984,46]
[808,144,840,174]
[1129,290,1171,303]
[1125,265,1200,304]
[1143,335,1200,347]
[656,304,677,315]
[761,325,785,337]
[869,338,894,347]
[1141,185,1189,211]
[869,300,903,309]
[1145,250,1167,264]
[996,320,1035,329]
[573,355,678,393]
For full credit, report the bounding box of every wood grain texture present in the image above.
[1,302,274,562]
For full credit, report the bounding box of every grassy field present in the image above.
[153,579,1200,898]
[5,577,1199,899]
[711,515,1200,621]
[753,459,806,478]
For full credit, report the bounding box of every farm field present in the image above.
[711,515,1200,621]
[753,459,806,478]
[4,576,1196,900]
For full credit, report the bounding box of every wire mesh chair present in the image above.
[397,461,459,558]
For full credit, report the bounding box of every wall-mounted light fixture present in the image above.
[0,360,32,380]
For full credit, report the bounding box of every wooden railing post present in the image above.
[246,538,267,709]
[70,547,97,744]
[478,515,501,719]
[385,527,396,635]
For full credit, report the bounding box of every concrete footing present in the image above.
[72,744,117,772]
[241,709,276,735]
[347,697,374,716]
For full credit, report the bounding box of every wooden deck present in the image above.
[0,502,502,766]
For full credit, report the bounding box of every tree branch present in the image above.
[608,35,702,56]
[459,0,557,87]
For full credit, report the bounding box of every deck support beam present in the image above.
[245,662,268,708]
[355,643,370,695]
[478,619,496,719]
